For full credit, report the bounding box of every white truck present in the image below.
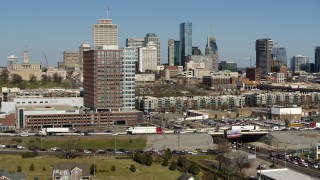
[126,126,164,135]
[38,127,70,136]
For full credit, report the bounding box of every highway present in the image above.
[242,147,320,179]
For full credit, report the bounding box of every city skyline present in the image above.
[1,0,319,68]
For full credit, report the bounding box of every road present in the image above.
[243,147,320,179]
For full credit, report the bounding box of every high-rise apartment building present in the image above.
[256,38,273,76]
[144,33,160,66]
[168,39,175,66]
[179,22,192,67]
[315,46,320,73]
[122,47,137,111]
[92,19,118,49]
[83,49,123,112]
[138,42,157,72]
[290,55,309,72]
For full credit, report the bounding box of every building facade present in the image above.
[168,39,175,66]
[272,47,287,67]
[92,19,118,49]
[315,46,320,73]
[138,42,157,72]
[256,38,273,76]
[219,61,237,72]
[205,35,219,71]
[144,33,160,66]
[290,55,309,72]
[9,51,42,81]
[122,47,137,111]
[83,49,123,112]
[179,22,192,67]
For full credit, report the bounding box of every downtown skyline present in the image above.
[1,0,319,68]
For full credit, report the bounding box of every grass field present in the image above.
[0,136,147,151]
[0,154,185,180]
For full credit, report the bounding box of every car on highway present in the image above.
[300,162,308,167]
[311,163,319,169]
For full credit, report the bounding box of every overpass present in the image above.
[208,131,269,142]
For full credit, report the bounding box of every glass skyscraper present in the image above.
[315,46,320,73]
[174,40,180,66]
[272,47,287,67]
[179,22,192,67]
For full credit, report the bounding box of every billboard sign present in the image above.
[226,129,242,138]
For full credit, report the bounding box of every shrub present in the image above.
[146,154,153,166]
[29,163,35,171]
[111,165,116,171]
[17,166,22,172]
[129,164,136,172]
[43,167,46,171]
[90,164,97,175]
[22,152,38,158]
[162,157,169,166]
[169,161,177,171]
[177,156,187,167]
[164,148,172,160]
[188,162,200,175]
[133,152,141,163]
[140,154,147,165]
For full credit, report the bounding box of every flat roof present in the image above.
[259,168,317,180]
[16,104,76,112]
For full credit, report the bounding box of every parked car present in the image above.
[300,162,308,167]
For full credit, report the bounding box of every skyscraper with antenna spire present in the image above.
[205,34,219,70]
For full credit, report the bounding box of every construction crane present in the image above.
[41,52,49,68]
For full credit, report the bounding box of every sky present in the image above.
[1,0,320,68]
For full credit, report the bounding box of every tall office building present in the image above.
[168,39,175,66]
[272,47,287,67]
[179,22,192,67]
[174,41,180,66]
[144,33,160,66]
[92,19,118,49]
[255,38,273,76]
[138,42,157,72]
[205,35,219,71]
[315,46,320,73]
[290,55,309,72]
[126,38,145,49]
[122,47,137,111]
[83,49,123,112]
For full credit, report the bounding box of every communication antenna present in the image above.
[107,6,111,19]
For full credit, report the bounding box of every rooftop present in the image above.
[258,168,317,180]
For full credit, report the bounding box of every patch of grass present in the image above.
[0,155,183,180]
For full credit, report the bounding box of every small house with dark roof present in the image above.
[51,162,91,180]
[0,169,25,180]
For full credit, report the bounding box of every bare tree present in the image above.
[0,69,10,83]
[233,151,250,173]
[29,74,37,84]
[11,74,23,84]
[52,73,62,84]
[213,137,230,171]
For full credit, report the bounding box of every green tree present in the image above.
[17,165,22,172]
[90,163,97,175]
[111,165,116,171]
[29,163,35,171]
[129,164,136,172]
[169,161,177,171]
[133,151,141,163]
[42,167,46,171]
